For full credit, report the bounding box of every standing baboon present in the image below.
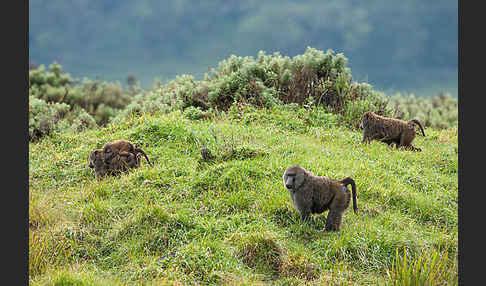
[102,139,154,168]
[282,165,358,231]
[360,111,425,151]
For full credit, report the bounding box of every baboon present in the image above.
[88,147,143,178]
[89,148,137,178]
[360,111,426,151]
[88,149,111,179]
[102,139,154,168]
[282,165,358,231]
[88,140,153,178]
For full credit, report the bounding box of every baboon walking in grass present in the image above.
[282,165,358,231]
[360,111,425,151]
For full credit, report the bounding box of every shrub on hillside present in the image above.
[29,95,97,141]
[388,93,458,129]
[29,95,70,141]
[29,62,133,126]
[121,47,392,127]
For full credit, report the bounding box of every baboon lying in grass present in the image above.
[360,111,426,151]
[88,140,153,178]
[102,139,153,169]
[282,165,358,231]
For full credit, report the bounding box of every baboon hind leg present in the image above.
[325,209,343,231]
[397,130,416,151]
[409,145,422,152]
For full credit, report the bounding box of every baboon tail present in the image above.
[340,177,358,213]
[135,148,154,168]
[409,119,426,136]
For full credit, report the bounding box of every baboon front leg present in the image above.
[325,209,343,231]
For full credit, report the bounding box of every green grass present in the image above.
[29,108,458,285]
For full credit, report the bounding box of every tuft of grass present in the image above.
[384,247,457,286]
[232,232,284,275]
[29,231,71,277]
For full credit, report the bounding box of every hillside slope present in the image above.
[29,108,458,285]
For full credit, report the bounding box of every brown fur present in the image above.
[88,140,153,179]
[88,149,112,179]
[282,165,358,231]
[88,148,144,178]
[102,139,154,168]
[360,111,425,151]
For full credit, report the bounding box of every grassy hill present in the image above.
[29,105,458,285]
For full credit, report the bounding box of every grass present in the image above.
[29,107,458,285]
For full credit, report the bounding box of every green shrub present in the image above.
[183,106,208,120]
[29,96,97,141]
[388,93,458,129]
[29,96,71,141]
[119,47,392,127]
[232,232,283,275]
[29,63,133,126]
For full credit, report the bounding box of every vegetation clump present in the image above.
[126,48,393,128]
[29,62,135,140]
[389,92,458,129]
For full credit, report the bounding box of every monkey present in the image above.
[88,147,144,178]
[282,165,358,231]
[102,139,154,168]
[359,111,426,151]
[108,150,142,172]
[88,149,111,179]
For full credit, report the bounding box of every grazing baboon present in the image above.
[360,111,426,151]
[88,149,111,179]
[102,139,154,168]
[88,147,144,178]
[282,165,358,231]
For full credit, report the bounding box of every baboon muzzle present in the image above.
[285,177,294,189]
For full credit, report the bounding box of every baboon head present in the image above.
[88,149,109,178]
[88,149,102,168]
[359,111,374,129]
[283,165,307,190]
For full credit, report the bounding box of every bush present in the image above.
[29,95,97,141]
[388,93,458,129]
[120,47,392,127]
[183,106,208,120]
[29,96,71,141]
[29,62,133,126]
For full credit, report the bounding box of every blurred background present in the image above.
[29,0,457,97]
